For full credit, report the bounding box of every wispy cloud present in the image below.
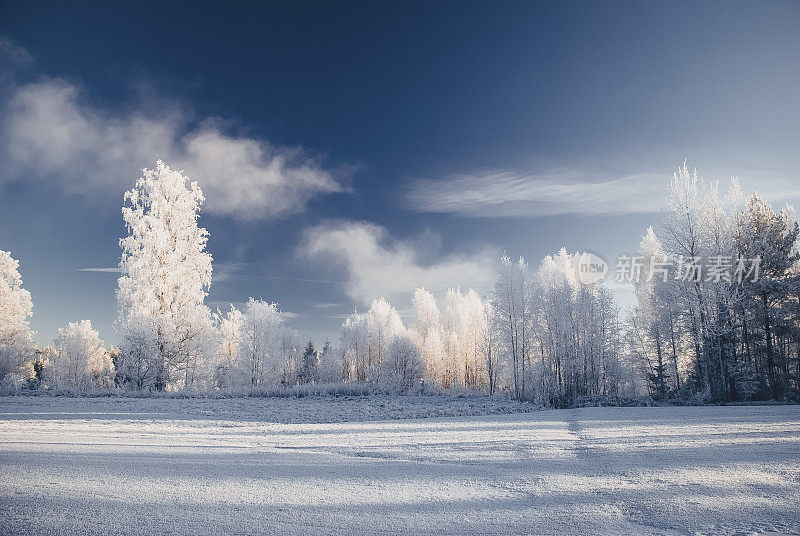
[213,262,250,284]
[403,170,667,217]
[76,267,125,273]
[312,302,342,310]
[298,220,496,306]
[404,167,800,218]
[0,39,348,221]
[0,36,32,66]
[265,275,347,284]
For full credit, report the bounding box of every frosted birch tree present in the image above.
[233,299,283,387]
[116,161,214,390]
[380,333,425,392]
[340,310,370,381]
[494,254,530,399]
[410,287,445,383]
[213,304,244,388]
[340,298,406,386]
[366,298,406,384]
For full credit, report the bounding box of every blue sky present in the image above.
[1,1,799,346]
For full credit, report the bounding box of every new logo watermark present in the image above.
[574,252,761,285]
[576,252,609,285]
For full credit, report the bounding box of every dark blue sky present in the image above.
[1,1,799,345]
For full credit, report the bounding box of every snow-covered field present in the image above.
[1,398,799,535]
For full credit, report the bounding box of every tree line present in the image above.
[0,161,797,404]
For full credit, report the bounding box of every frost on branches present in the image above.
[116,161,215,390]
[211,299,326,390]
[339,298,406,385]
[215,299,284,388]
[0,250,35,381]
[628,164,800,402]
[50,320,113,391]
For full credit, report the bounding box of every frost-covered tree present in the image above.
[380,333,425,392]
[461,289,490,388]
[440,288,490,389]
[114,317,161,389]
[212,304,244,388]
[490,248,625,404]
[278,327,303,386]
[50,320,113,390]
[116,161,214,390]
[659,163,715,394]
[634,227,678,398]
[340,298,406,386]
[410,288,445,383]
[340,310,369,382]
[300,340,319,384]
[633,163,800,402]
[734,194,799,398]
[494,254,531,399]
[481,299,500,395]
[231,299,283,387]
[366,298,406,383]
[0,250,35,381]
[316,339,341,383]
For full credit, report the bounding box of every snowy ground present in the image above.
[1,398,799,535]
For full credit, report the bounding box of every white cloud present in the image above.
[212,262,250,284]
[312,302,342,310]
[298,220,496,306]
[180,124,344,219]
[0,46,345,220]
[404,169,800,218]
[403,170,666,217]
[76,267,125,273]
[0,36,33,66]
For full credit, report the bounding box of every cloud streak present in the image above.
[0,41,346,221]
[76,267,125,273]
[298,220,496,306]
[404,167,800,218]
[403,170,669,217]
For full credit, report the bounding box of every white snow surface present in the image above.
[1,397,799,535]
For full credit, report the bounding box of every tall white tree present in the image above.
[116,161,214,390]
[659,163,712,393]
[494,254,531,399]
[480,299,500,395]
[0,250,34,381]
[633,227,677,397]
